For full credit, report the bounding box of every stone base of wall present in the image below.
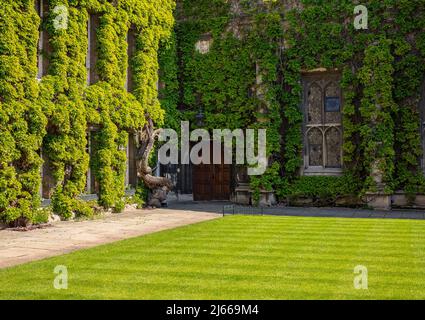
[287,197,315,207]
[335,196,363,207]
[232,187,425,210]
[391,192,425,209]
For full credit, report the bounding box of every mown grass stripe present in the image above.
[1,215,425,299]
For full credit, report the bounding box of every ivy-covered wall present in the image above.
[0,1,46,224]
[168,0,425,206]
[0,0,175,224]
[1,0,425,223]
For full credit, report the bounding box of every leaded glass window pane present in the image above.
[308,128,323,166]
[325,127,342,168]
[325,82,341,123]
[307,83,322,124]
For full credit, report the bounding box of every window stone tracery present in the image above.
[302,73,343,175]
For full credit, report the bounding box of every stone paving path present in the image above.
[0,208,219,269]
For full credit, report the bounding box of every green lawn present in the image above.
[1,215,425,300]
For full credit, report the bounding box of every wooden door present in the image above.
[193,163,213,201]
[192,141,231,201]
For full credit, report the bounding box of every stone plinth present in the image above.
[365,193,391,211]
[234,183,276,206]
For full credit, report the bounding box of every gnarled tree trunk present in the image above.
[136,118,173,207]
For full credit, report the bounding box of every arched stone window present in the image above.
[302,72,343,175]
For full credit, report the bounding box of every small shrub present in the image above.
[276,174,361,206]
[113,199,125,213]
[133,182,148,209]
[51,189,74,220]
[73,201,95,219]
[32,208,50,225]
[52,188,94,219]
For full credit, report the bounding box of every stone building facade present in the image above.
[164,0,425,210]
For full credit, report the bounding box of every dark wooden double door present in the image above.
[192,142,231,201]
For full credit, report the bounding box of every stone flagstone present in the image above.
[0,208,220,269]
